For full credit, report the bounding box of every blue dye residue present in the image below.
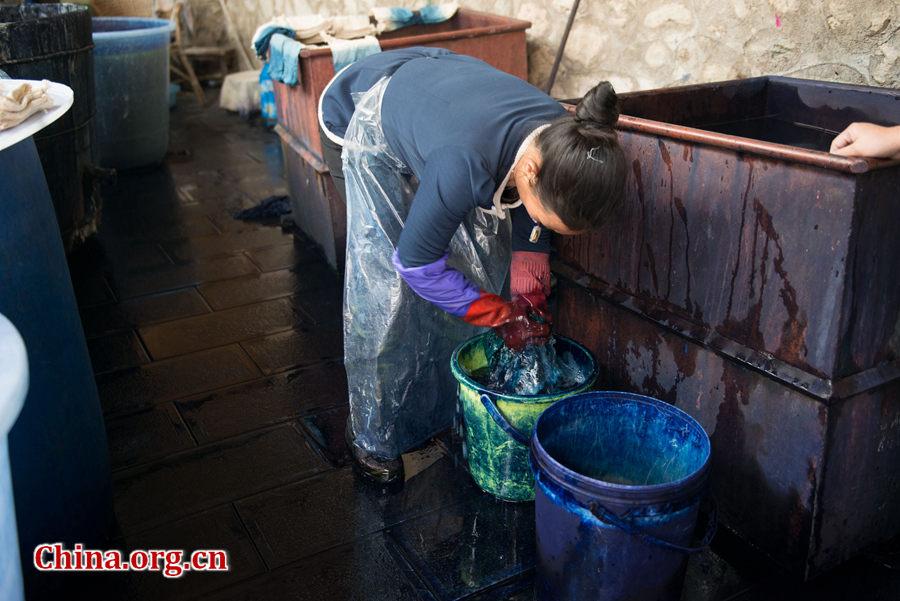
[538,395,709,486]
[474,336,590,396]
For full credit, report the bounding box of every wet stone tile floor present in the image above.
[63,95,900,600]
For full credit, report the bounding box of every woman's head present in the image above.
[515,81,627,235]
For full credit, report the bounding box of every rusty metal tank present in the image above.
[555,76,900,579]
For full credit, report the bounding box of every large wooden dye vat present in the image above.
[555,76,900,578]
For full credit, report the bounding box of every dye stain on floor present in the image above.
[63,93,900,600]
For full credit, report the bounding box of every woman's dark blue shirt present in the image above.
[320,47,565,268]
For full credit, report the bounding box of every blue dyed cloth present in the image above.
[268,33,303,86]
[253,25,295,60]
[484,336,589,396]
[233,195,291,221]
[259,63,277,126]
[327,35,382,72]
[373,3,459,33]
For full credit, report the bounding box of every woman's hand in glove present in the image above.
[464,292,552,350]
[494,293,552,351]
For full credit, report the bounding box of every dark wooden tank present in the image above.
[276,9,531,269]
[0,4,100,252]
[555,76,900,579]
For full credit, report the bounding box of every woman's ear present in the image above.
[520,149,542,188]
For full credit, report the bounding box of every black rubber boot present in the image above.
[345,419,404,484]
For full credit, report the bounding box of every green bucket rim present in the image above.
[450,332,598,404]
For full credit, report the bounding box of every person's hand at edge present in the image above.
[830,123,900,159]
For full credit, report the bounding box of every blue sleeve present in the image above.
[511,204,553,254]
[396,146,496,268]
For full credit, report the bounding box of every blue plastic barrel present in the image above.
[92,17,174,169]
[0,314,27,601]
[1,136,113,599]
[531,392,714,601]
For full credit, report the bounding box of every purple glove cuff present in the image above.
[392,251,482,317]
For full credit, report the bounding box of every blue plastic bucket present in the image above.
[531,392,714,601]
[92,17,174,168]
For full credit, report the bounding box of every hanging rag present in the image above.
[341,75,511,459]
[252,25,294,60]
[0,80,54,131]
[372,2,459,34]
[259,63,277,126]
[268,33,303,86]
[325,34,382,72]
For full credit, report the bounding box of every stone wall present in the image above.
[197,0,899,96]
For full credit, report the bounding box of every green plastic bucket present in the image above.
[451,333,597,502]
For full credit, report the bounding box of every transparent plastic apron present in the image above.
[342,76,511,458]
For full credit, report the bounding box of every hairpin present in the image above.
[587,147,605,163]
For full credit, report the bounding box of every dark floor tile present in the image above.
[198,265,337,310]
[97,344,260,415]
[73,273,115,307]
[176,362,347,444]
[140,296,309,359]
[112,254,259,299]
[235,469,386,568]
[293,285,344,327]
[102,213,220,243]
[162,228,293,262]
[234,175,288,202]
[105,404,196,470]
[241,326,343,374]
[80,288,211,338]
[112,505,265,601]
[388,493,535,601]
[113,423,328,533]
[86,239,173,275]
[466,577,534,601]
[300,405,351,467]
[88,331,150,374]
[244,242,320,272]
[681,548,755,601]
[199,533,434,601]
[728,556,900,601]
[236,450,482,570]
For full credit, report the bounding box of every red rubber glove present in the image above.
[463,292,551,351]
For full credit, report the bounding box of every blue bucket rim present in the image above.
[531,391,712,504]
[450,332,598,404]
[92,16,174,39]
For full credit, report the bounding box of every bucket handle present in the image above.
[480,394,530,446]
[535,470,717,554]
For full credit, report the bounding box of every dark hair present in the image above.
[535,81,626,231]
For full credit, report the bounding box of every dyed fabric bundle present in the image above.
[372,3,459,33]
[478,336,589,396]
[0,80,53,132]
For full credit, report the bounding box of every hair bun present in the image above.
[574,81,620,130]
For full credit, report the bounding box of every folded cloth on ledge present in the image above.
[0,80,54,131]
[325,34,382,72]
[372,2,459,33]
[252,25,294,60]
[251,14,332,48]
[329,14,376,39]
[268,33,303,86]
